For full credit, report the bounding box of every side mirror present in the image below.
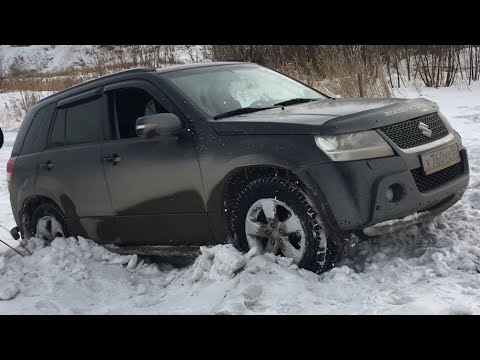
[135,113,183,139]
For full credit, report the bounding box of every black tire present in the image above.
[26,202,72,241]
[229,176,337,274]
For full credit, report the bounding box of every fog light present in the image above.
[386,184,404,203]
[385,187,394,202]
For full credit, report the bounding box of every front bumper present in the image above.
[295,147,469,234]
[362,187,465,236]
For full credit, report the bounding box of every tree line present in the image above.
[210,45,480,96]
[2,45,480,98]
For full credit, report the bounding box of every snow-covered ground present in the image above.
[1,84,480,314]
[0,130,17,250]
[0,45,98,73]
[0,45,206,74]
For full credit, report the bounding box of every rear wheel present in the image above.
[229,176,337,273]
[27,203,72,242]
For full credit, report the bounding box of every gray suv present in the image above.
[7,62,469,273]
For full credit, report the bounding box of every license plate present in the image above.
[420,143,461,175]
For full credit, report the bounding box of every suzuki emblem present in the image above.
[418,122,432,138]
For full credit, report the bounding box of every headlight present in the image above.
[315,130,394,162]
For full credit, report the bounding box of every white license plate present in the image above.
[420,143,461,175]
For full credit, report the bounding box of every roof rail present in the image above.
[38,67,157,104]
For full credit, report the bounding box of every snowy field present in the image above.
[0,84,480,314]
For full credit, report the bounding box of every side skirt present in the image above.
[104,244,201,258]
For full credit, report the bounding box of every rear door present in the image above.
[35,89,115,242]
[101,80,209,246]
[9,103,56,226]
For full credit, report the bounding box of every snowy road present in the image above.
[1,85,480,314]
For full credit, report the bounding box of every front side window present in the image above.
[107,87,169,140]
[162,64,326,118]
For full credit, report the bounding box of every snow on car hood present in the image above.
[211,97,438,135]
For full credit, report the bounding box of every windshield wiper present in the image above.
[213,107,274,120]
[212,99,321,120]
[274,98,320,107]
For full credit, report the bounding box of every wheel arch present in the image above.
[208,164,338,244]
[20,194,80,238]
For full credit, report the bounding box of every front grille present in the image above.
[411,161,464,193]
[380,113,449,149]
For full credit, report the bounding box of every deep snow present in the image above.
[0,84,480,314]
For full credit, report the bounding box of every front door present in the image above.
[101,80,209,246]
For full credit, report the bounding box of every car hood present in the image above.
[211,97,439,135]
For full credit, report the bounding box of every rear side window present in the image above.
[47,96,102,148]
[65,97,102,145]
[20,102,56,155]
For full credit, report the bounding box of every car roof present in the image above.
[155,61,248,73]
[35,61,250,108]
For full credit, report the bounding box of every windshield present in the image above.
[161,64,327,119]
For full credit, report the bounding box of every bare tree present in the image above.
[412,45,461,88]
[92,46,112,76]
[211,45,392,97]
[183,45,203,63]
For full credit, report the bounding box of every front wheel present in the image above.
[229,176,337,273]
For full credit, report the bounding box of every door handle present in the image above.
[40,161,54,171]
[103,154,122,165]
